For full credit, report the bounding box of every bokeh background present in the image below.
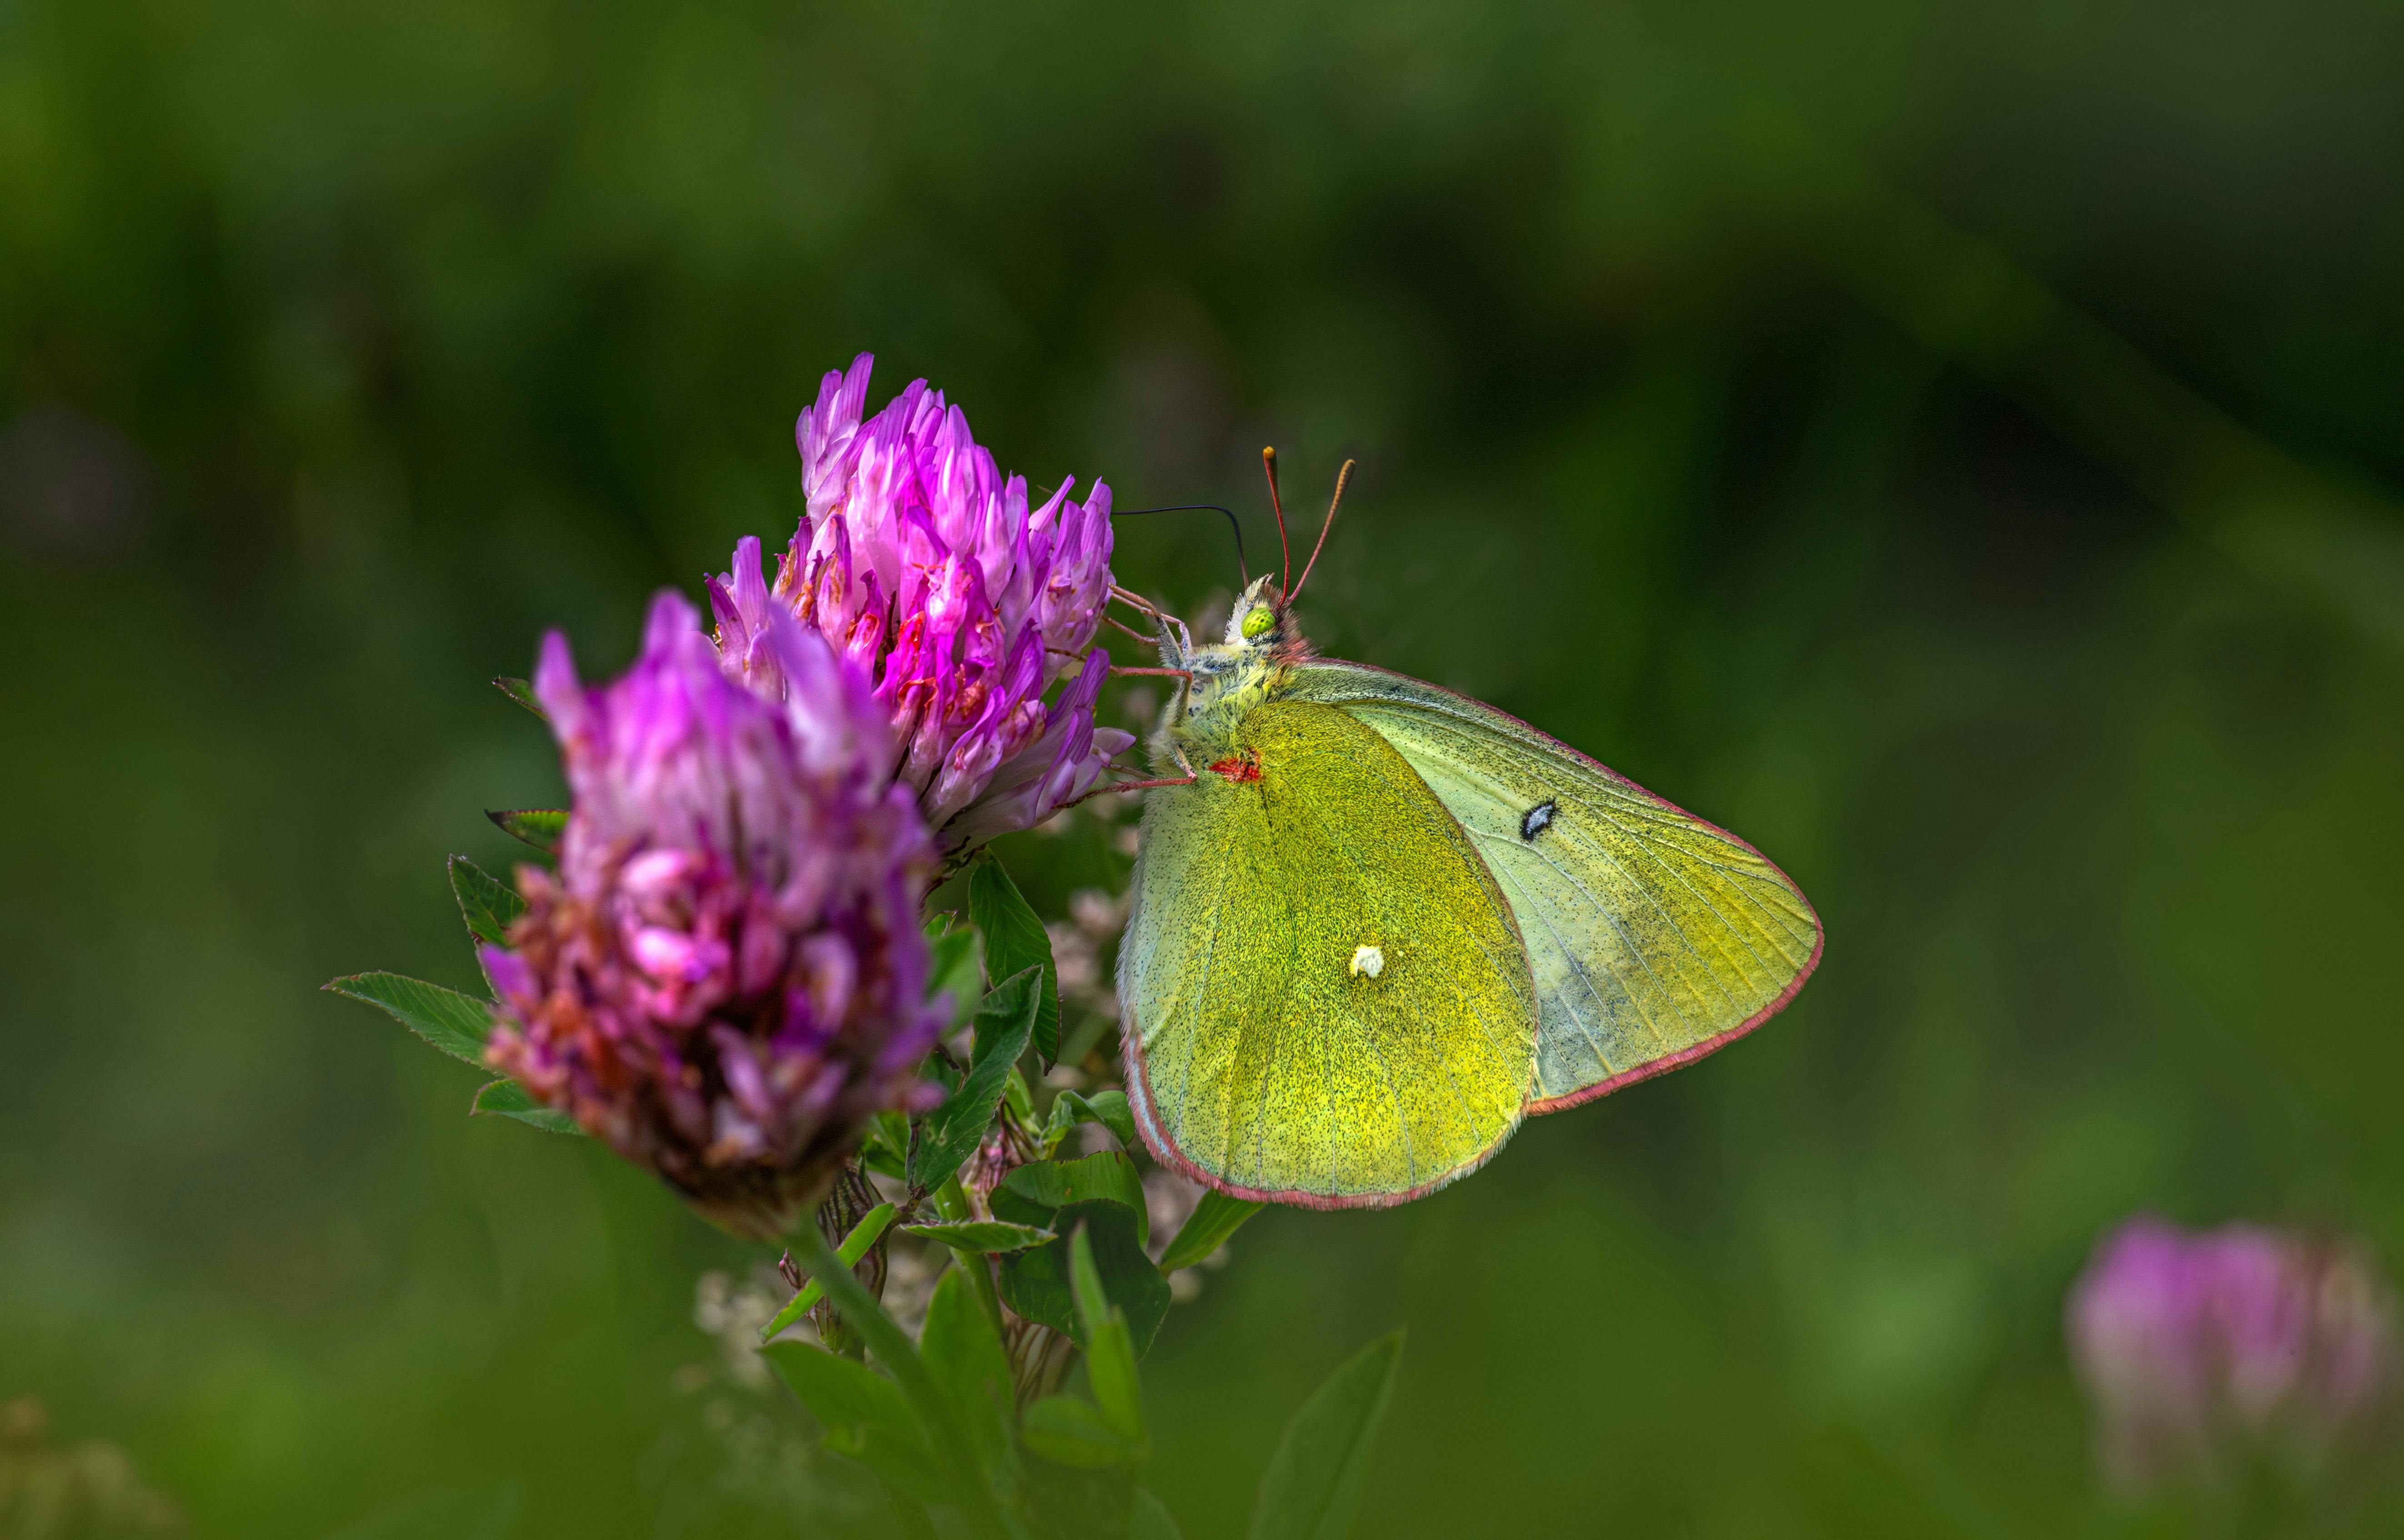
[6,1,2404,1535]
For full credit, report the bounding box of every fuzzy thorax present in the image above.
[1148,575,1313,769]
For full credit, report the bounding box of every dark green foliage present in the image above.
[446,856,524,948]
[1067,1225,1146,1452]
[783,1224,1017,1539]
[758,1204,897,1343]
[1020,1395,1143,1470]
[763,1339,918,1440]
[969,856,1059,1065]
[490,677,546,721]
[918,1268,1016,1479]
[1043,1089,1136,1154]
[901,1220,1055,1254]
[925,914,985,1029]
[763,1341,947,1500]
[993,1154,1150,1248]
[324,973,493,1068]
[860,1109,912,1179]
[765,1219,1399,1540]
[469,1078,578,1135]
[1155,1191,1264,1274]
[910,968,1040,1192]
[1246,1334,1404,1540]
[999,1201,1172,1356]
[485,808,567,853]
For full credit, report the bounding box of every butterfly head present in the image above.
[1211,575,1314,675]
[1223,574,1294,652]
[1152,576,1309,756]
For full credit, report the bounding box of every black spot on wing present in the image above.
[1519,798,1558,842]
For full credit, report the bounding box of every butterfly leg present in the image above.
[1056,773,1199,812]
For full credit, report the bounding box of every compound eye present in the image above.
[1241,605,1275,640]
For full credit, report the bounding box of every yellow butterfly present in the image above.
[1111,456,1822,1208]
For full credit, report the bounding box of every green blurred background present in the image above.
[6,0,2404,1535]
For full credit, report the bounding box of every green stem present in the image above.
[758,1202,894,1343]
[936,1174,1011,1339]
[787,1221,1013,1540]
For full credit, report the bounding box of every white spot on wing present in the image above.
[1350,943,1385,979]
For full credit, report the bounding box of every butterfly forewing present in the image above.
[1282,662,1822,1110]
[1118,701,1537,1207]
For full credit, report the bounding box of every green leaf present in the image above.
[919,1267,1014,1478]
[486,808,566,852]
[1042,1089,1137,1154]
[826,1424,949,1505]
[470,1078,580,1134]
[448,855,524,948]
[968,857,1058,1065]
[492,675,547,720]
[900,1220,1056,1254]
[999,1201,1172,1357]
[325,972,492,1068]
[1004,1066,1034,1124]
[759,1204,897,1343]
[1246,1334,1405,1540]
[782,1224,1015,1540]
[924,914,984,1028]
[1069,1224,1146,1447]
[908,968,1039,1192]
[1157,1190,1265,1274]
[1021,1394,1145,1470]
[859,1109,910,1180]
[972,968,1035,1063]
[1082,1089,1136,1150]
[993,1152,1150,1248]
[762,1339,917,1435]
[1132,1490,1186,1540]
[763,1341,949,1499]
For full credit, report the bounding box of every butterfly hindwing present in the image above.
[1282,662,1822,1110]
[1118,699,1537,1207]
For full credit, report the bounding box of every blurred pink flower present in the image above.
[484,591,940,1240]
[711,354,1132,855]
[2068,1216,2398,1492]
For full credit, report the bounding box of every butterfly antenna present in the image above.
[1262,446,1291,597]
[1110,503,1247,586]
[1289,458,1354,605]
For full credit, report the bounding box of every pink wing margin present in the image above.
[1121,1018,1521,1210]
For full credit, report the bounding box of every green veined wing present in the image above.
[1281,662,1821,1109]
[1116,699,1537,1206]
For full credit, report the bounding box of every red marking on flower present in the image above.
[1210,753,1261,783]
